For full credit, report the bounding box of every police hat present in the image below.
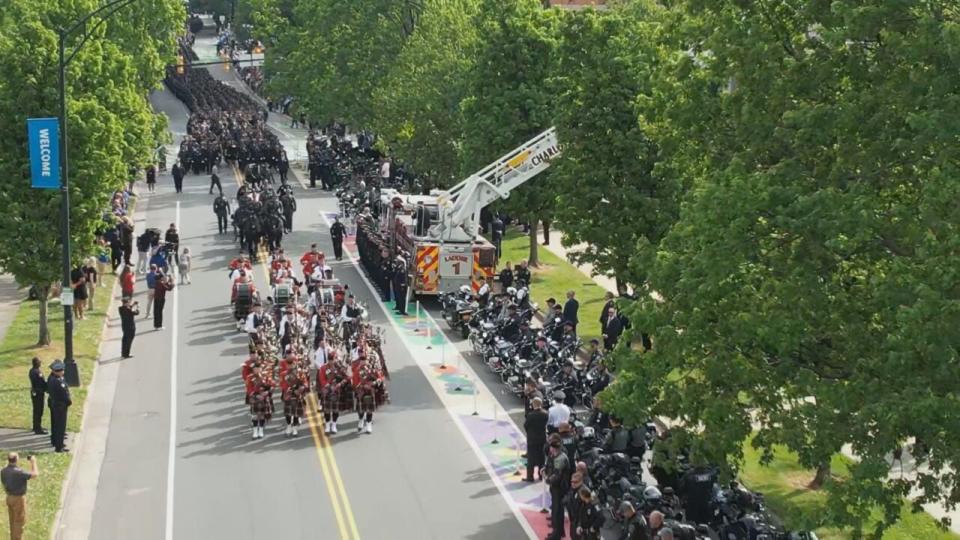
[49,360,65,371]
[553,390,566,401]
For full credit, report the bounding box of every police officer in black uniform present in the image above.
[330,217,346,261]
[209,166,222,195]
[46,361,72,452]
[392,257,408,315]
[214,194,231,234]
[28,357,46,435]
[171,161,184,193]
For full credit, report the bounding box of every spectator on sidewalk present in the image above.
[83,257,98,311]
[153,273,174,330]
[119,298,139,359]
[69,265,87,321]
[119,265,135,300]
[135,231,151,274]
[146,164,157,193]
[28,358,46,435]
[2,452,39,540]
[145,265,158,317]
[179,247,192,285]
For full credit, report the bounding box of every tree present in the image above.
[254,0,424,128]
[459,0,560,265]
[606,0,960,534]
[370,0,481,190]
[0,0,183,345]
[550,3,682,288]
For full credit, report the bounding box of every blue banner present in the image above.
[27,118,60,189]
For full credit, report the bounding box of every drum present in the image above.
[316,287,335,306]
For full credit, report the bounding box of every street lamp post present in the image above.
[57,0,141,386]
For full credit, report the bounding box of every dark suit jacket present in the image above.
[563,299,579,325]
[599,299,615,327]
[604,317,623,349]
[524,409,549,466]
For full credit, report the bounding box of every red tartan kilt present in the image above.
[283,398,305,417]
[356,383,387,409]
[321,385,353,412]
[250,397,272,420]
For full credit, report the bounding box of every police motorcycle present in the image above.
[440,285,478,339]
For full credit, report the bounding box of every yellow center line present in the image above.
[233,163,360,538]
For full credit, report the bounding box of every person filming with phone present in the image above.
[2,452,39,540]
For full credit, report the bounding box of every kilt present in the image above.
[283,397,305,417]
[320,384,353,412]
[250,393,272,420]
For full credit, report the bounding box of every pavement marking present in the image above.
[304,394,350,540]
[318,213,538,539]
[164,200,180,540]
[253,239,361,539]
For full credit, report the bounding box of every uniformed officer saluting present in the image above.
[46,361,72,452]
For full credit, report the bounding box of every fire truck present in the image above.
[377,127,562,296]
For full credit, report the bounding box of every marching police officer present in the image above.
[28,357,46,435]
[209,166,222,195]
[214,193,231,234]
[330,217,346,261]
[47,361,72,452]
[171,161,184,193]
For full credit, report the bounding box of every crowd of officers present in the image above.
[165,62,286,184]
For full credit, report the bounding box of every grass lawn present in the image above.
[0,451,71,540]
[740,440,958,539]
[0,281,115,433]
[497,230,609,340]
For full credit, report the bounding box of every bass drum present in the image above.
[316,287,336,306]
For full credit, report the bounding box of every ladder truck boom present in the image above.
[429,127,561,243]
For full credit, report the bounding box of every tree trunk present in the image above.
[36,284,51,347]
[808,461,831,490]
[528,224,540,267]
[542,219,551,245]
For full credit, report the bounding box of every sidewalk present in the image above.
[0,274,22,343]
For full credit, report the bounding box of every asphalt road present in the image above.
[88,62,527,539]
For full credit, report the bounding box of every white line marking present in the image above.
[319,213,537,539]
[164,200,180,540]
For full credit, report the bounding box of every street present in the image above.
[80,59,535,540]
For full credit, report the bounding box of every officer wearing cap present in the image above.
[46,361,72,452]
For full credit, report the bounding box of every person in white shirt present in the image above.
[313,339,331,370]
[546,392,571,434]
[244,304,266,341]
[476,277,491,307]
[379,159,390,181]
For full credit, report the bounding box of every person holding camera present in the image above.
[153,273,175,330]
[2,452,39,540]
[119,298,140,358]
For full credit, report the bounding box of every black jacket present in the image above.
[604,317,623,349]
[29,367,46,395]
[119,304,138,331]
[47,373,72,408]
[563,298,579,325]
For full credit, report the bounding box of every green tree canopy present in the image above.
[0,0,184,344]
[550,3,682,288]
[459,0,560,263]
[606,0,960,533]
[370,0,481,190]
